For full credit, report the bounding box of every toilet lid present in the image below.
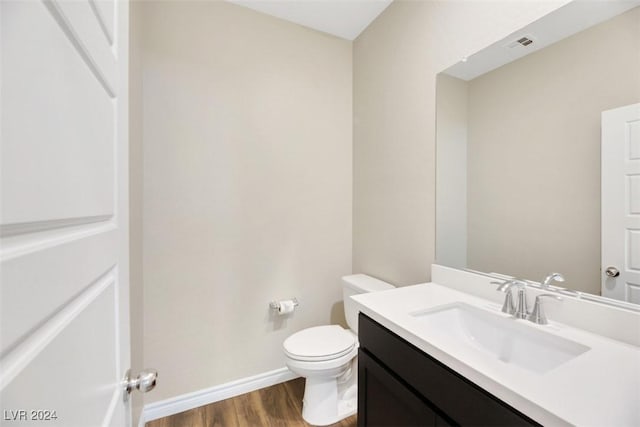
[283,325,356,361]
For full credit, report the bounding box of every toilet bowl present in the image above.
[283,274,394,426]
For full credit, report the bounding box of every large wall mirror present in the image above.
[435,0,640,306]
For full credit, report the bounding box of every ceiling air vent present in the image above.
[507,35,536,49]
[517,37,534,46]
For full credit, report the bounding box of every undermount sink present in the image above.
[410,302,590,374]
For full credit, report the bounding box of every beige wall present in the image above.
[466,7,640,294]
[435,74,468,270]
[140,1,352,403]
[353,0,571,286]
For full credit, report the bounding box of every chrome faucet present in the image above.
[493,279,563,324]
[492,279,528,317]
[528,294,563,325]
[541,272,565,289]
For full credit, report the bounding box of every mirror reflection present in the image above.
[435,3,640,304]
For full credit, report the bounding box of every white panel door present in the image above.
[0,1,130,426]
[602,103,640,303]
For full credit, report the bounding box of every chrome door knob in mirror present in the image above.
[123,369,158,402]
[605,266,620,278]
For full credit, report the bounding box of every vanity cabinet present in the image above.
[357,313,540,427]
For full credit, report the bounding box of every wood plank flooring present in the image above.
[146,378,357,427]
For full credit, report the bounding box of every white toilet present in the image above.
[283,274,395,426]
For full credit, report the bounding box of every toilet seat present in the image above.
[283,325,356,362]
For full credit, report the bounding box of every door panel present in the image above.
[602,103,640,303]
[1,0,115,226]
[0,0,129,426]
[2,278,118,426]
[1,230,117,355]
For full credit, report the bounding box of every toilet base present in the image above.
[301,359,358,426]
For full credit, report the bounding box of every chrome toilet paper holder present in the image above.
[269,298,299,311]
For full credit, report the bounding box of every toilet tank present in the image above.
[342,274,395,333]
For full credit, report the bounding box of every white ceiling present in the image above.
[226,0,393,40]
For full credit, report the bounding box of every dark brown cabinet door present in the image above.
[358,350,437,427]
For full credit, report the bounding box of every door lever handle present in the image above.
[605,266,620,278]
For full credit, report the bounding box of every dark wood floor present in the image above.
[146,378,357,427]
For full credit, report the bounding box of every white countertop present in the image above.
[352,282,640,427]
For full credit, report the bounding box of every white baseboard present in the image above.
[139,367,299,425]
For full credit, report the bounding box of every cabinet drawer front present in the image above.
[358,314,540,427]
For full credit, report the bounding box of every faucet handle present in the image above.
[492,280,525,315]
[528,294,563,325]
